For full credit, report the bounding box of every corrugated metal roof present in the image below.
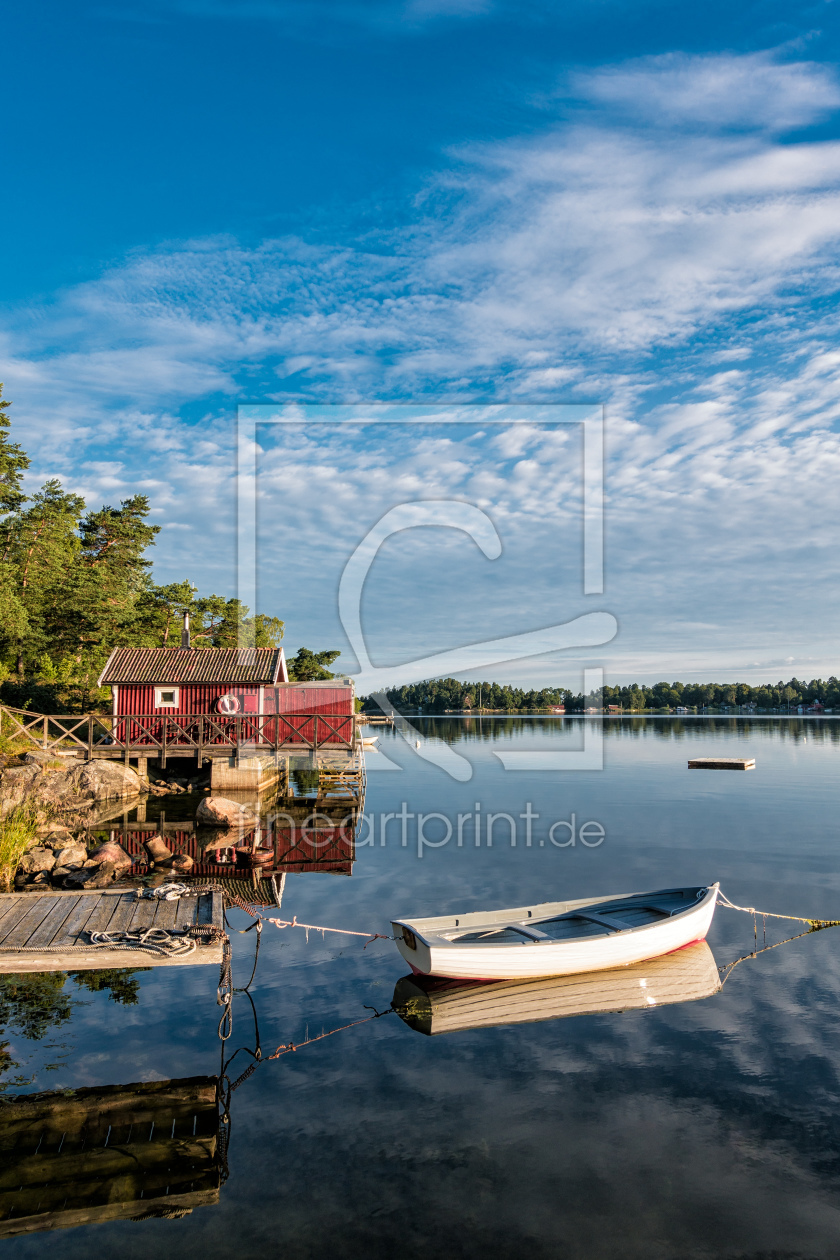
[98,647,286,686]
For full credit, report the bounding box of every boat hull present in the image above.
[392,885,719,980]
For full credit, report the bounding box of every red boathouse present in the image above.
[96,639,356,773]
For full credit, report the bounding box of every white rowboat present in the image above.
[393,940,721,1035]
[392,883,719,980]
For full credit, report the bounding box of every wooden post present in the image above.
[42,715,48,750]
[87,715,93,760]
[161,717,167,770]
[197,714,203,769]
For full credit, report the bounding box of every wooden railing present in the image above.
[0,705,356,757]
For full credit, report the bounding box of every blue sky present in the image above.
[3,0,840,685]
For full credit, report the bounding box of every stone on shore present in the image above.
[63,861,119,889]
[53,844,87,870]
[196,797,256,828]
[87,841,132,869]
[18,847,56,876]
[0,757,149,821]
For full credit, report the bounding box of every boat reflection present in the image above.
[0,1075,220,1236]
[393,940,721,1036]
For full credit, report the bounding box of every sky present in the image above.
[2,0,840,687]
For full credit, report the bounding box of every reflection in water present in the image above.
[393,941,721,1036]
[404,714,840,747]
[0,1075,220,1236]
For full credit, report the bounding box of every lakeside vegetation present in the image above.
[374,676,840,714]
[0,387,338,712]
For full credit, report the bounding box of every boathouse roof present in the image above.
[98,647,288,687]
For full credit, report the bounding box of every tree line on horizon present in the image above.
[375,675,840,714]
[0,387,339,712]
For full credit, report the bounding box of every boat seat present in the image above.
[571,912,632,933]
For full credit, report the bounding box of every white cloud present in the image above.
[2,50,840,678]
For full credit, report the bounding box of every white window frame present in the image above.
[154,686,180,708]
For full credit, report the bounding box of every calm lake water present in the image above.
[3,717,840,1258]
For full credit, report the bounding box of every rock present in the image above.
[51,866,74,882]
[196,797,256,828]
[88,841,132,869]
[144,835,173,863]
[54,844,87,870]
[29,870,51,885]
[18,847,56,876]
[0,758,149,822]
[64,861,118,889]
[24,750,78,768]
[169,853,194,873]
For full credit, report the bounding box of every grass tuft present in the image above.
[0,805,39,892]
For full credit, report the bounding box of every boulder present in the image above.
[63,861,118,889]
[196,797,257,829]
[53,844,87,870]
[0,758,149,821]
[144,835,173,864]
[88,841,132,869]
[169,853,194,873]
[18,847,56,876]
[24,750,79,767]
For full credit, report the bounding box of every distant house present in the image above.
[675,706,690,714]
[607,705,622,713]
[550,705,566,714]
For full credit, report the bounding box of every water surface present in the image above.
[2,718,839,1259]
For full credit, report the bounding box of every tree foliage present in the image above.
[376,676,840,714]
[0,388,331,711]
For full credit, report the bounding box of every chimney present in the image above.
[181,611,191,649]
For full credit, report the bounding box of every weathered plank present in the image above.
[25,897,82,949]
[48,893,114,949]
[0,899,61,950]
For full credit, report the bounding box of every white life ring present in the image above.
[217,694,241,715]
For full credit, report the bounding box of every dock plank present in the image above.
[104,893,144,936]
[26,897,83,949]
[127,898,160,934]
[175,896,199,931]
[49,893,116,949]
[151,898,180,932]
[0,899,50,947]
[1,898,62,950]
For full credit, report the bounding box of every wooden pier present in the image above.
[0,889,223,973]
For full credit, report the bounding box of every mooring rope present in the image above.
[717,889,840,930]
[267,915,391,947]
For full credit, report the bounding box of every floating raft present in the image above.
[0,889,223,973]
[688,757,755,771]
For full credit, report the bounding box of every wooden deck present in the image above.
[688,757,755,770]
[0,889,223,973]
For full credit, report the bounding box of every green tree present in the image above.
[0,386,29,516]
[288,647,341,680]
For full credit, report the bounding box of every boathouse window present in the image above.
[154,686,179,708]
